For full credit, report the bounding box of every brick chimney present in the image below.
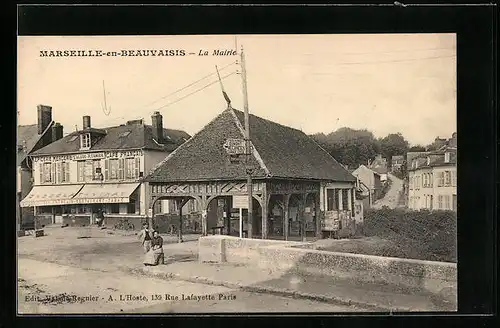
[83,116,91,130]
[51,123,64,142]
[37,105,52,135]
[151,111,163,142]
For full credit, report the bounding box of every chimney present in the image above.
[37,105,52,135]
[83,116,91,130]
[151,111,163,142]
[51,123,64,142]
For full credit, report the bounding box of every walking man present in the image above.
[138,222,152,253]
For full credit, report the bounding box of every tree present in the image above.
[409,145,427,152]
[379,133,409,168]
[311,127,380,169]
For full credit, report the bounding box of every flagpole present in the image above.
[240,45,253,239]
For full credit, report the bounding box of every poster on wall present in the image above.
[322,211,340,231]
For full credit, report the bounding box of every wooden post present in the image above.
[241,46,253,239]
[283,194,290,241]
[315,193,321,238]
[178,198,190,243]
[201,195,208,236]
[300,194,307,242]
[261,187,268,240]
[239,207,243,238]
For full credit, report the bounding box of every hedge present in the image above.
[362,207,457,263]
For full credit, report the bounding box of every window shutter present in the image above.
[65,162,70,182]
[118,158,124,180]
[39,162,43,185]
[135,157,140,178]
[51,163,56,184]
[104,159,109,181]
[56,162,62,183]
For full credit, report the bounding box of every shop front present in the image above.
[20,182,143,228]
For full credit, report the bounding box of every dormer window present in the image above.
[80,133,91,150]
[444,152,450,163]
[426,157,431,165]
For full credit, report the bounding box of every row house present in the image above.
[17,105,64,229]
[351,164,382,208]
[20,112,190,228]
[408,148,457,211]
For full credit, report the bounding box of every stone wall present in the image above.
[198,235,457,297]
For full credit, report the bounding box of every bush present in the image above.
[363,208,457,262]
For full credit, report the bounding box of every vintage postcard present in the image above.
[17,34,457,314]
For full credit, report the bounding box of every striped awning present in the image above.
[70,183,140,204]
[20,185,84,207]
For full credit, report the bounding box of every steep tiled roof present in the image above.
[17,122,54,165]
[31,124,190,155]
[146,108,356,183]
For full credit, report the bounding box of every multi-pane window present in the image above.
[41,162,53,184]
[451,171,457,187]
[108,159,120,180]
[444,171,451,186]
[438,172,445,187]
[56,162,70,183]
[438,195,444,209]
[124,157,141,179]
[444,195,451,210]
[80,133,91,149]
[326,189,337,211]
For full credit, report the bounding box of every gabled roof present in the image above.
[352,164,381,177]
[31,124,190,156]
[146,108,356,183]
[17,122,54,165]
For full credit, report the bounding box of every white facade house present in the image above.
[20,113,190,226]
[408,148,457,211]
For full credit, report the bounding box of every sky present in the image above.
[17,34,456,146]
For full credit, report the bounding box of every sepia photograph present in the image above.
[17,33,457,314]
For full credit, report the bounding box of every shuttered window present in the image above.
[56,162,62,183]
[77,161,85,182]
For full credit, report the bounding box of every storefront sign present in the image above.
[232,195,248,209]
[33,150,143,162]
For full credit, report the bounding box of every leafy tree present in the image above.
[409,145,427,152]
[311,127,380,169]
[378,133,409,168]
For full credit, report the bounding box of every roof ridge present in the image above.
[146,109,230,179]
[231,108,305,133]
[228,108,271,177]
[305,132,355,179]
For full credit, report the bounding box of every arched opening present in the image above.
[204,195,263,238]
[150,196,202,237]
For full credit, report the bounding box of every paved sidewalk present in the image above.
[138,261,456,312]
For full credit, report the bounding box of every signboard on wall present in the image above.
[322,211,340,231]
[33,150,143,162]
[232,195,248,209]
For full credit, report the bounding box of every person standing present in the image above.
[138,222,152,253]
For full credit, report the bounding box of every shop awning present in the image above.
[70,183,140,204]
[20,185,84,207]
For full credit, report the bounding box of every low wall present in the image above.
[198,236,457,297]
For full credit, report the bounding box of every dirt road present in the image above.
[18,258,357,313]
[372,173,404,209]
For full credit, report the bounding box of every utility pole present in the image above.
[240,45,253,239]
